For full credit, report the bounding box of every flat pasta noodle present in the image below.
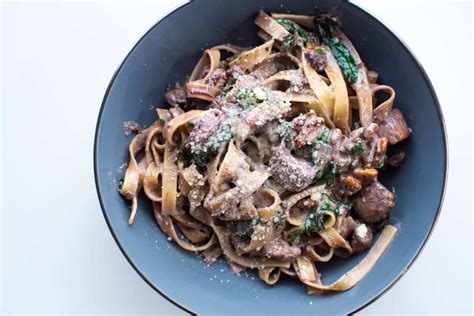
[255,10,290,41]
[301,225,397,293]
[323,45,350,134]
[161,142,179,216]
[120,122,160,224]
[231,39,274,70]
[258,267,281,285]
[372,84,396,122]
[163,110,203,146]
[302,51,335,117]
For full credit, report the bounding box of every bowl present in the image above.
[94,0,447,313]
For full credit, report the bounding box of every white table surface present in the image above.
[1,0,472,314]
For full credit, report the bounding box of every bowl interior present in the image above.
[95,0,446,314]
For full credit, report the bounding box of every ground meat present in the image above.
[363,123,379,140]
[186,109,223,152]
[352,181,394,223]
[377,109,411,145]
[269,144,317,192]
[202,245,223,264]
[291,111,326,148]
[336,216,358,239]
[206,67,228,89]
[331,149,352,174]
[350,224,373,253]
[387,150,406,167]
[359,127,388,169]
[122,121,141,136]
[164,83,187,106]
[329,128,344,147]
[304,49,327,72]
[262,237,301,260]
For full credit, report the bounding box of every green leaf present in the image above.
[328,38,358,84]
[278,120,292,144]
[351,139,366,155]
[376,154,387,169]
[276,18,316,46]
[282,34,296,50]
[236,88,257,109]
[315,22,358,84]
[177,144,194,165]
[318,127,330,143]
[206,124,232,153]
[286,232,300,246]
[178,124,231,167]
[304,210,326,234]
[325,160,336,186]
[118,178,124,190]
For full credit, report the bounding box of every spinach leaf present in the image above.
[304,210,326,234]
[278,120,292,144]
[327,38,358,84]
[316,22,358,84]
[282,34,296,51]
[318,127,330,143]
[232,218,262,238]
[179,124,231,166]
[311,127,333,181]
[376,154,387,169]
[276,18,317,46]
[325,160,336,186]
[236,88,257,109]
[297,192,351,236]
[351,139,366,155]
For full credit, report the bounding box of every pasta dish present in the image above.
[119,11,411,293]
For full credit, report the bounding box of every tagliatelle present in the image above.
[118,10,408,295]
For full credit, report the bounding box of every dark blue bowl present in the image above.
[94,0,447,314]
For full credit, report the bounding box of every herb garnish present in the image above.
[315,17,358,84]
[351,139,366,155]
[236,88,257,109]
[312,127,332,182]
[178,124,231,166]
[233,217,263,238]
[286,228,304,246]
[276,18,317,46]
[278,120,292,144]
[376,155,387,169]
[287,193,350,242]
[282,34,296,50]
[325,160,336,186]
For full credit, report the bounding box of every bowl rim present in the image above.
[93,1,448,314]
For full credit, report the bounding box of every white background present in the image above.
[1,0,472,314]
